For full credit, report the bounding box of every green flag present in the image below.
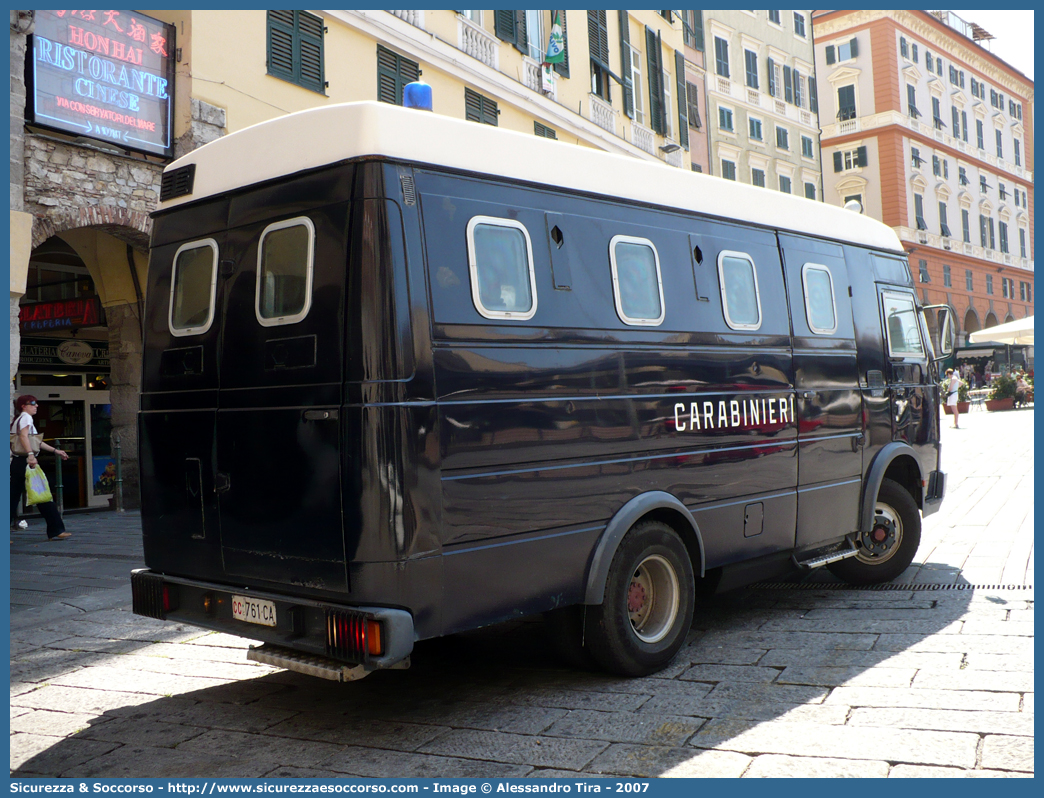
[545,11,565,64]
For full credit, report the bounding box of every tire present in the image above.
[827,478,921,585]
[585,520,695,677]
[543,605,597,670]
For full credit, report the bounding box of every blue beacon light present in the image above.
[403,81,432,111]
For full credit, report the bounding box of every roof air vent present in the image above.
[160,164,196,202]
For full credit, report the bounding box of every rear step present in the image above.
[247,644,410,682]
[792,538,860,570]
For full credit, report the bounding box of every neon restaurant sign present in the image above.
[29,10,175,157]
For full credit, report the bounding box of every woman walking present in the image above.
[10,395,70,539]
[945,368,961,429]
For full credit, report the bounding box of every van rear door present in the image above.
[779,235,863,548]
[214,189,351,591]
[140,201,228,581]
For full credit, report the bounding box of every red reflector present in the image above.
[162,585,172,612]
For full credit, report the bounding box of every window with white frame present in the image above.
[749,116,763,141]
[718,251,762,330]
[256,217,315,326]
[609,236,665,326]
[801,263,837,334]
[169,239,218,336]
[629,45,645,126]
[467,216,537,320]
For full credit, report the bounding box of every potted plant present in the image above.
[939,376,969,415]
[986,374,1017,411]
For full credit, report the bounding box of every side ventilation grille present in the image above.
[400,173,416,206]
[160,164,196,202]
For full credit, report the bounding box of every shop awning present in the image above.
[968,315,1034,346]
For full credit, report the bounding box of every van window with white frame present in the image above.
[610,236,665,326]
[256,217,314,326]
[801,263,837,334]
[882,292,925,357]
[718,251,762,330]
[467,217,537,320]
[169,239,218,336]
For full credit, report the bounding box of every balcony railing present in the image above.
[631,122,654,155]
[838,118,859,135]
[389,10,424,28]
[589,94,616,135]
[774,99,786,116]
[717,76,732,96]
[746,87,760,107]
[458,15,497,70]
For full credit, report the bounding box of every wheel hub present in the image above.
[627,581,646,613]
[859,512,898,559]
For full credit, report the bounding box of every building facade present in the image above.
[10,9,709,509]
[703,10,822,200]
[814,10,1034,343]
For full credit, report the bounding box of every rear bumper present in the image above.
[130,569,414,671]
[922,469,945,517]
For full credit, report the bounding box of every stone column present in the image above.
[106,303,143,509]
[10,11,34,416]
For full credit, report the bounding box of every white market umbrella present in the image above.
[968,315,1034,346]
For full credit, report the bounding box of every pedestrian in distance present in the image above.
[945,368,961,429]
[10,395,70,539]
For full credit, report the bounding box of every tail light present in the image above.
[131,571,177,619]
[326,609,384,661]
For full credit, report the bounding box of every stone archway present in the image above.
[1005,313,1015,323]
[964,308,980,334]
[23,222,150,509]
[984,312,999,328]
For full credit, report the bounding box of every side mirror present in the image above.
[922,304,956,361]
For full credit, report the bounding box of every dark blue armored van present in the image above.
[133,102,954,680]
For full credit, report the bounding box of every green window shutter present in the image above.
[514,10,528,55]
[267,11,325,93]
[466,89,498,126]
[267,11,295,81]
[767,58,775,97]
[495,10,516,44]
[535,122,557,139]
[686,82,701,128]
[675,50,689,149]
[808,76,818,114]
[646,26,665,136]
[377,45,419,106]
[554,11,570,77]
[856,145,867,167]
[588,10,609,64]
[297,11,326,93]
[619,10,634,119]
[783,64,793,103]
[849,37,858,57]
[465,88,482,122]
[692,11,704,52]
[833,151,842,172]
[825,45,835,65]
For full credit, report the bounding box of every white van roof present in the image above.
[159,101,905,254]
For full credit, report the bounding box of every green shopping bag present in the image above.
[25,464,53,505]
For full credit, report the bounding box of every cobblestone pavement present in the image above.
[10,407,1033,777]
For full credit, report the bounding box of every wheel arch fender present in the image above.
[583,491,705,605]
[861,442,924,531]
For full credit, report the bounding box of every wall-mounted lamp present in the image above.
[660,143,681,154]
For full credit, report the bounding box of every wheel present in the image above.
[827,478,921,585]
[543,605,597,670]
[585,520,695,677]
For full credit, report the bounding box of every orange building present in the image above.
[814,10,1033,344]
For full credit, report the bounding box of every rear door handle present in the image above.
[214,472,231,494]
